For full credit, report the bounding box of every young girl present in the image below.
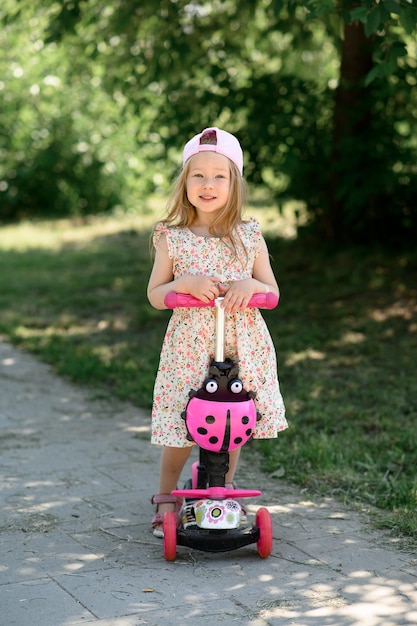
[147,127,287,537]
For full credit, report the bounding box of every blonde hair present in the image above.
[155,157,248,261]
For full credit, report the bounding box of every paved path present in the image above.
[1,338,416,625]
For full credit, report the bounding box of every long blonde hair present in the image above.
[156,157,248,261]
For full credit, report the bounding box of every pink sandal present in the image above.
[151,494,182,538]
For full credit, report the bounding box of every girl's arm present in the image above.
[147,233,221,310]
[219,235,279,313]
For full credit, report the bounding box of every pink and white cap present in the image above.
[182,127,243,174]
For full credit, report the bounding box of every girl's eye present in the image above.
[229,379,243,394]
[205,379,218,393]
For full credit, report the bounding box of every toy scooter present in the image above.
[161,291,279,561]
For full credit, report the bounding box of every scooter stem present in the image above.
[214,297,225,362]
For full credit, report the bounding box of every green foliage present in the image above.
[0,4,151,219]
[1,1,417,245]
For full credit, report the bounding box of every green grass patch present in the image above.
[1,211,416,539]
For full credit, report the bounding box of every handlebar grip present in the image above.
[164,291,278,309]
[164,292,211,309]
[249,292,279,309]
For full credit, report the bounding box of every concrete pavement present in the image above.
[1,337,417,625]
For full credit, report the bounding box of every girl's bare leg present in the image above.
[225,447,241,486]
[153,446,193,526]
[225,448,247,520]
[153,446,243,533]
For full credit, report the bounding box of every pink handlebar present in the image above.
[164,291,278,309]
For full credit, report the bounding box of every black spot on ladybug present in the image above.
[246,429,252,437]
[209,436,219,444]
[197,427,208,435]
[206,415,215,424]
[234,437,243,445]
[242,416,249,425]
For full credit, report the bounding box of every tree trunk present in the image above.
[327,19,374,240]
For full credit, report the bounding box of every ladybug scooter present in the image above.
[161,291,278,561]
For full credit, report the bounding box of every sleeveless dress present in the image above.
[151,219,287,447]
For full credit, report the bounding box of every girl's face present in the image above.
[186,152,231,219]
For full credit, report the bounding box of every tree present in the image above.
[303,0,417,243]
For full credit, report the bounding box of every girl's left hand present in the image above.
[218,279,255,314]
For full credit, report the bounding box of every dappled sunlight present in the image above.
[15,323,103,339]
[245,199,307,239]
[285,330,367,369]
[123,424,150,435]
[0,213,155,252]
[266,500,324,516]
[331,330,366,347]
[0,198,303,254]
[257,582,417,624]
[1,356,16,366]
[170,557,417,625]
[5,534,105,578]
[14,319,132,346]
[285,347,326,367]
[370,297,417,325]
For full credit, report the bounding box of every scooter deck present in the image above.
[176,525,260,553]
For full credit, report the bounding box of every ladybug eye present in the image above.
[205,379,218,393]
[229,379,243,394]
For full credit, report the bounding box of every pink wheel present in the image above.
[163,511,177,561]
[256,507,273,558]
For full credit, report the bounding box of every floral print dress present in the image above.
[151,219,287,447]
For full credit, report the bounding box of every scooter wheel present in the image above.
[163,510,177,561]
[255,507,273,558]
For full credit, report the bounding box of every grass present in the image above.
[1,206,416,540]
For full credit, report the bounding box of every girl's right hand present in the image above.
[185,275,221,303]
